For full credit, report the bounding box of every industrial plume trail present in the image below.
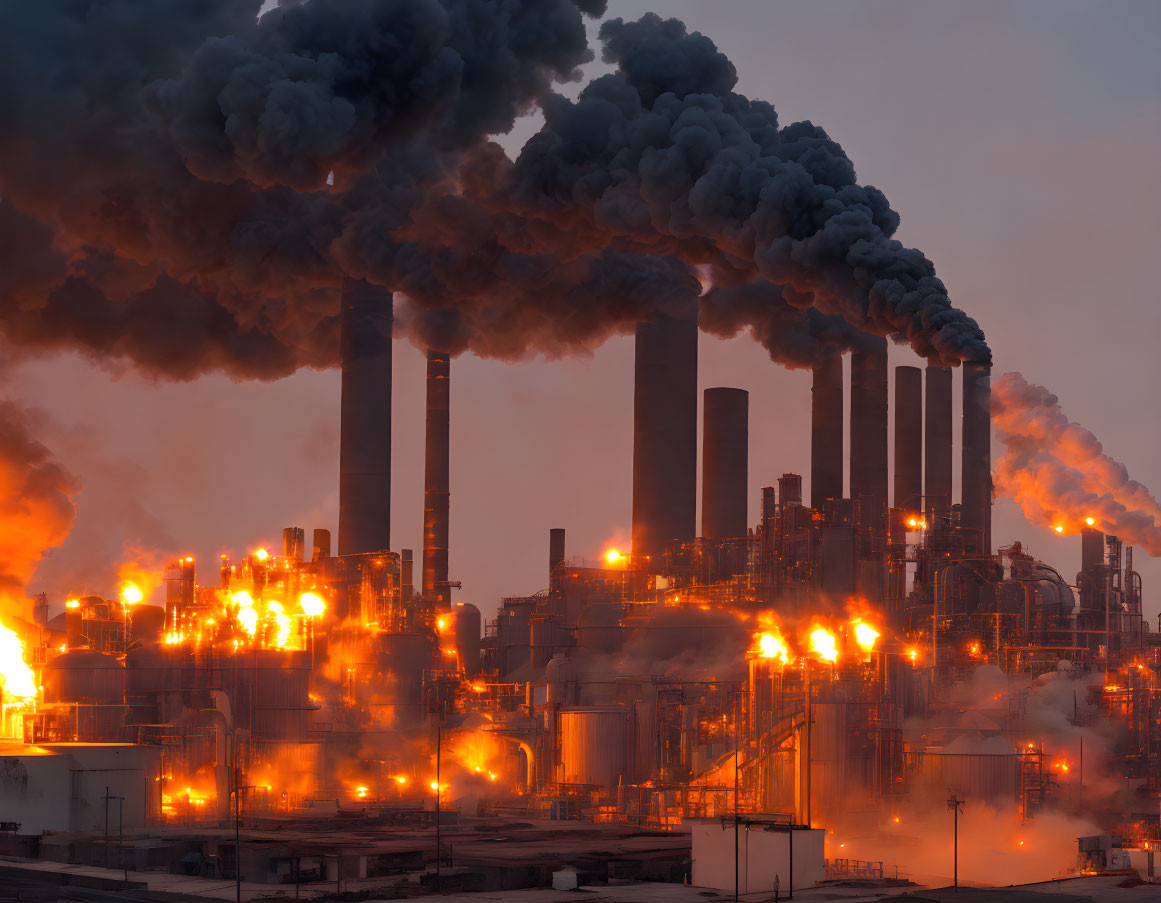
[992,372,1161,555]
[0,2,986,379]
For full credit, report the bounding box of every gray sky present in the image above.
[22,1,1161,624]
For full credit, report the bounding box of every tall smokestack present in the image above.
[1081,527,1105,574]
[338,278,392,556]
[422,350,451,606]
[893,366,922,513]
[401,548,414,603]
[702,388,748,540]
[925,365,953,522]
[811,354,844,510]
[850,337,888,535]
[549,528,566,577]
[961,361,993,554]
[632,298,698,562]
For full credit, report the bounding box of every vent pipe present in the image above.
[422,350,451,607]
[702,388,749,540]
[338,278,392,556]
[549,528,566,577]
[631,298,698,563]
[893,366,923,513]
[811,354,844,510]
[850,337,888,536]
[961,361,993,554]
[924,365,953,523]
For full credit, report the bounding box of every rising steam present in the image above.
[993,372,1161,554]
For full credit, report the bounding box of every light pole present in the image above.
[947,794,964,890]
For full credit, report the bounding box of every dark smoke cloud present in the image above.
[0,2,986,381]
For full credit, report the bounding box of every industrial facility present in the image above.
[0,278,1155,891]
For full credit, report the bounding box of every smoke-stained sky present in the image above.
[20,1,1161,621]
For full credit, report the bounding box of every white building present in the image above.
[691,818,825,894]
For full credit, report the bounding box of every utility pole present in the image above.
[947,794,964,890]
[104,786,110,869]
[734,686,740,903]
[435,722,442,892]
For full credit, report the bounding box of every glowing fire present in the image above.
[120,581,144,605]
[299,592,325,617]
[0,621,37,734]
[1053,525,1064,534]
[852,621,879,653]
[809,627,838,663]
[757,631,790,663]
[254,548,269,561]
[604,549,625,566]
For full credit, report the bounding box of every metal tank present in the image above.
[376,633,435,728]
[546,653,577,707]
[233,649,313,741]
[558,706,629,789]
[43,650,127,741]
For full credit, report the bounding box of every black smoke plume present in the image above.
[0,2,987,381]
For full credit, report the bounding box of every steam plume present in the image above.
[993,372,1161,554]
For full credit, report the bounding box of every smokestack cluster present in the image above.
[811,355,844,510]
[849,337,888,535]
[701,388,748,541]
[422,350,451,607]
[632,299,698,562]
[338,278,392,557]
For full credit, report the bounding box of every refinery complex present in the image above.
[0,279,1155,894]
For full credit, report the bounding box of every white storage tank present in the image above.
[558,705,628,788]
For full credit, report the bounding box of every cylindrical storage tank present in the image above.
[338,277,393,556]
[702,388,749,541]
[893,366,923,513]
[376,633,434,728]
[558,706,628,789]
[282,526,305,560]
[312,528,331,561]
[850,337,889,536]
[125,643,181,695]
[961,361,993,554]
[546,653,577,707]
[632,296,698,562]
[925,365,953,521]
[454,602,482,677]
[811,354,844,509]
[809,702,848,819]
[44,650,126,704]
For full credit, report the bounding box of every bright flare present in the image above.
[0,622,36,700]
[757,632,790,663]
[1085,517,1095,527]
[605,549,624,566]
[232,590,254,608]
[237,607,258,635]
[1053,525,1064,534]
[254,548,269,561]
[853,621,880,653]
[810,628,838,663]
[120,582,144,605]
[299,592,325,617]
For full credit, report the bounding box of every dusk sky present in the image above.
[21,1,1161,623]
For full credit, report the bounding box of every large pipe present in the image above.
[632,298,698,562]
[924,365,953,522]
[850,337,888,536]
[893,366,923,513]
[422,350,451,606]
[961,361,993,555]
[338,278,392,556]
[811,354,844,510]
[702,388,748,540]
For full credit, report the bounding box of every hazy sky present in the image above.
[20,1,1161,624]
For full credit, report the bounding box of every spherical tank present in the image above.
[125,642,181,694]
[43,650,127,704]
[454,603,482,677]
[558,705,628,789]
